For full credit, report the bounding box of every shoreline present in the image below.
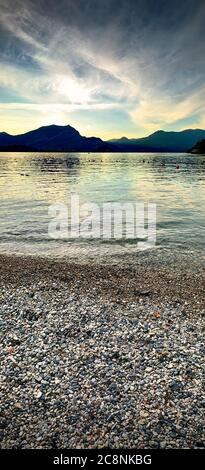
[0,253,205,308]
[0,254,204,448]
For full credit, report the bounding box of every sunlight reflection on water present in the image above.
[0,152,205,267]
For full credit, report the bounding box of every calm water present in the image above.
[0,152,205,268]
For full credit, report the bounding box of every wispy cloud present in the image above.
[0,0,205,136]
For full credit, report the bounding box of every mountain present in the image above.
[107,129,205,152]
[1,125,205,152]
[0,132,15,147]
[189,139,205,154]
[0,124,112,152]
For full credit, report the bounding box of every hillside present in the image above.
[107,129,205,152]
[0,124,112,152]
[189,139,205,154]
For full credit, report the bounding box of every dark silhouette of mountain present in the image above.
[189,139,205,154]
[0,132,15,147]
[0,124,112,152]
[1,125,205,152]
[108,129,205,152]
[0,144,37,152]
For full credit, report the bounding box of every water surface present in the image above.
[0,152,204,268]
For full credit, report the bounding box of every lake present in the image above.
[0,152,205,269]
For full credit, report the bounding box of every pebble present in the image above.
[0,260,204,449]
[34,390,42,399]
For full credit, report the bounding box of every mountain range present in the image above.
[1,124,205,153]
[108,129,205,152]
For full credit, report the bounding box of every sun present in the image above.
[55,75,91,104]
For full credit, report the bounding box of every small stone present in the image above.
[160,441,166,448]
[34,390,42,399]
[14,403,22,409]
[169,381,183,391]
[140,411,149,418]
[135,290,151,296]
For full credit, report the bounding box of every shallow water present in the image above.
[0,152,205,267]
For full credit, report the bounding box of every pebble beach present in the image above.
[0,255,204,449]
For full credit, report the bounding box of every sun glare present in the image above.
[55,76,91,104]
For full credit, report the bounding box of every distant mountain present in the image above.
[0,132,15,147]
[107,129,205,152]
[0,124,112,152]
[189,139,205,154]
[1,125,205,152]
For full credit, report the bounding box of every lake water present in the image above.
[0,152,205,268]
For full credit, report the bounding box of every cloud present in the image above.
[0,102,120,112]
[0,0,205,136]
[131,86,205,133]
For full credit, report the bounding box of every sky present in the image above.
[0,0,205,139]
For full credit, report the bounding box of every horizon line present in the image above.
[1,123,205,141]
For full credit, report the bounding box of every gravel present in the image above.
[0,255,204,449]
